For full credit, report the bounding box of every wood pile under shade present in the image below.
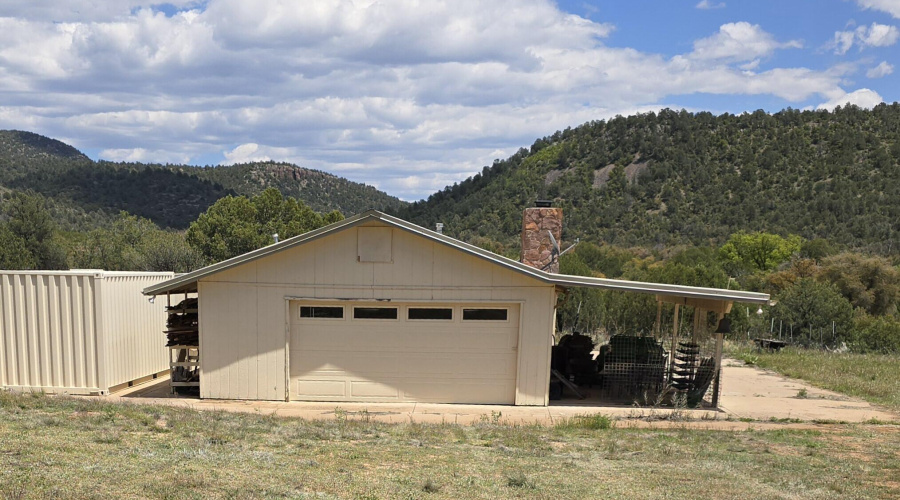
[165,298,198,346]
[165,297,199,392]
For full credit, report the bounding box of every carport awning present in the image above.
[146,278,197,295]
[549,275,769,305]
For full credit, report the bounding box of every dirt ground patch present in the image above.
[825,426,900,462]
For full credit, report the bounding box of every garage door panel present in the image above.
[292,350,400,376]
[294,330,515,352]
[295,379,346,398]
[290,302,519,404]
[291,330,381,350]
[293,352,515,379]
[292,378,515,404]
[405,331,514,350]
[401,380,516,404]
[350,381,400,398]
[398,353,516,377]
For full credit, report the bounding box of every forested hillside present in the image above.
[7,161,232,229]
[0,132,404,229]
[0,130,88,163]
[399,104,900,255]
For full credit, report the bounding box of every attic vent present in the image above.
[357,227,392,262]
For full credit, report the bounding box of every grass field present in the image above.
[2,391,899,499]
[728,344,900,413]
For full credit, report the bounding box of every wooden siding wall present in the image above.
[101,274,171,388]
[0,273,101,393]
[199,222,557,405]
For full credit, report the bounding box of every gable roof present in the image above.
[143,210,770,305]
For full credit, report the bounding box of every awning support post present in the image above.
[655,301,662,338]
[712,332,724,408]
[668,304,680,383]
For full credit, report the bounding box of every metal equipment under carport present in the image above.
[550,293,744,409]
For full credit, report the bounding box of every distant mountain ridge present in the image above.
[0,131,405,229]
[0,130,88,162]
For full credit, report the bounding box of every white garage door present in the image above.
[290,302,519,404]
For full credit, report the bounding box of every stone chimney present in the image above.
[521,201,562,273]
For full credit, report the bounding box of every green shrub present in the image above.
[850,313,900,353]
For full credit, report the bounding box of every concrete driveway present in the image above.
[106,358,899,427]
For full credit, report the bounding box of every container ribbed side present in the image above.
[0,273,100,393]
[100,273,172,389]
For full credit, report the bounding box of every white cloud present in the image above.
[859,22,900,46]
[855,0,900,18]
[203,0,613,68]
[695,0,726,9]
[817,88,884,110]
[832,22,899,54]
[867,60,894,77]
[832,30,857,55]
[223,143,270,165]
[99,147,192,164]
[222,143,301,165]
[690,22,802,62]
[739,59,761,71]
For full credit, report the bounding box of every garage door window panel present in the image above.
[353,307,399,320]
[299,306,344,319]
[462,308,508,321]
[407,308,453,320]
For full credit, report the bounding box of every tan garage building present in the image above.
[144,209,768,406]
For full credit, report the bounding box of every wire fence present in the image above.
[744,318,845,350]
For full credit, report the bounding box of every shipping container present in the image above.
[0,270,172,395]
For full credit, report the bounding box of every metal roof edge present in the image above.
[0,269,102,276]
[548,274,770,304]
[97,271,176,277]
[142,210,379,295]
[1,270,175,278]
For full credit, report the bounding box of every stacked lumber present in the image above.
[165,297,198,347]
[165,297,200,393]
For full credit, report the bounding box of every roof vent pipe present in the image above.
[435,223,444,234]
[273,233,279,243]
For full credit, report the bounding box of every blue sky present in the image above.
[0,0,897,200]
[558,0,899,112]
